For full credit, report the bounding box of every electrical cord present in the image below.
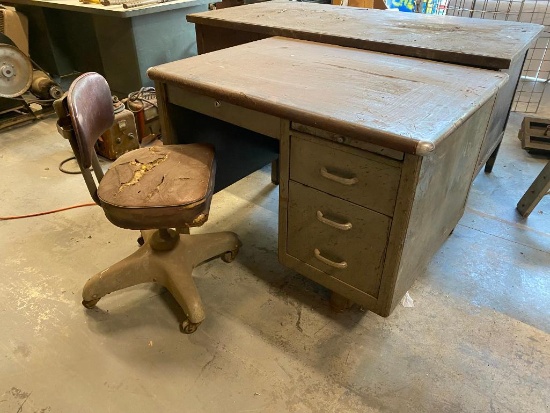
[1,203,97,221]
[127,87,158,111]
[1,157,99,220]
[59,156,82,174]
[58,155,109,174]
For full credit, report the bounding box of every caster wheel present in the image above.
[221,247,240,263]
[181,320,201,334]
[137,236,145,246]
[82,298,100,309]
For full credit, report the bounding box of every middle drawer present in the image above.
[287,181,391,298]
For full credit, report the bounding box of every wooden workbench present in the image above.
[5,0,210,94]
[6,0,207,16]
[148,37,508,316]
[186,2,544,174]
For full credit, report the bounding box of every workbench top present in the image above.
[187,2,544,70]
[148,37,508,155]
[4,0,210,17]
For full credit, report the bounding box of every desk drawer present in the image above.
[290,134,401,216]
[291,122,405,161]
[287,181,391,297]
[166,85,281,139]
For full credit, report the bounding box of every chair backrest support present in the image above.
[54,72,114,204]
[67,72,114,169]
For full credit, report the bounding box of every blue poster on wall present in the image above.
[387,0,416,12]
[387,0,448,14]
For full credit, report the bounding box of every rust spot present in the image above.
[192,213,208,226]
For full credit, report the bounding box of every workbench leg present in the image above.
[517,160,550,218]
[484,144,501,173]
[271,158,280,185]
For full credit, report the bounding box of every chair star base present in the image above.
[81,228,241,333]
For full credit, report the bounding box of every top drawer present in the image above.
[290,133,401,216]
[166,85,281,140]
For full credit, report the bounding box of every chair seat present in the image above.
[97,144,216,230]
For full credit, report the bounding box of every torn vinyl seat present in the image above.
[54,72,241,333]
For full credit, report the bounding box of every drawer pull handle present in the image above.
[320,167,358,186]
[316,211,352,231]
[314,248,348,269]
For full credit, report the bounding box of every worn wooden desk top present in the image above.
[187,2,543,70]
[148,37,507,155]
[4,0,209,18]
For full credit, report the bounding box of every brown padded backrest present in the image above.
[67,72,114,169]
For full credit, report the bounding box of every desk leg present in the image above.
[480,53,525,175]
[484,143,501,173]
[271,158,280,185]
[155,82,176,145]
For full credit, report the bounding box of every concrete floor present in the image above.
[0,107,548,412]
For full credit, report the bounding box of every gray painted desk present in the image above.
[187,2,543,175]
[148,37,508,316]
[5,0,210,94]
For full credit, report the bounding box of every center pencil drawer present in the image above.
[287,181,391,298]
[290,133,401,217]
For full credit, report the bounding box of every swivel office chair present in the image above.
[54,72,241,333]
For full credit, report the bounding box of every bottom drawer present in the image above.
[287,181,391,297]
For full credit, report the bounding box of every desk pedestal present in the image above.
[278,100,495,315]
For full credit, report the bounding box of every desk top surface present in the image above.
[5,0,209,18]
[187,2,543,70]
[148,37,507,155]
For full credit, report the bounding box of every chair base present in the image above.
[82,229,241,333]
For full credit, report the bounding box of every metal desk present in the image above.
[5,0,210,94]
[186,2,543,175]
[148,37,507,316]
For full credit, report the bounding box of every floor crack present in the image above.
[458,223,550,254]
[16,392,31,413]
[295,305,303,333]
[196,353,217,383]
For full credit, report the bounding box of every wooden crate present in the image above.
[518,116,550,152]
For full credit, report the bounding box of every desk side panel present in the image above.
[17,6,104,77]
[95,5,207,94]
[195,24,267,54]
[380,98,495,315]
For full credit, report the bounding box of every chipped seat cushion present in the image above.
[97,144,216,230]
